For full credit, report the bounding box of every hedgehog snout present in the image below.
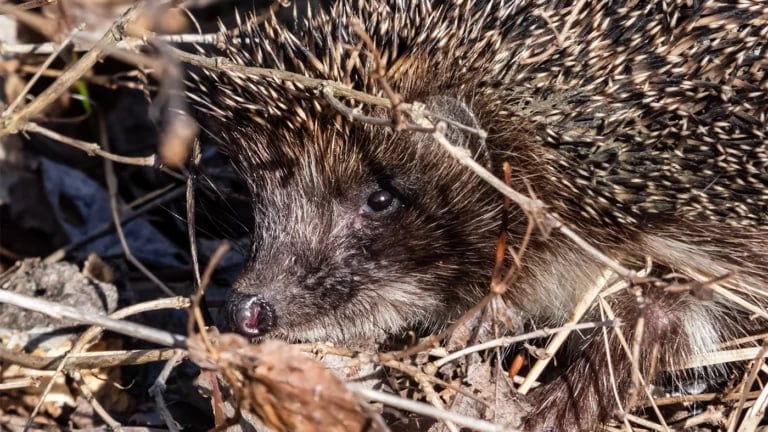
[227,294,276,337]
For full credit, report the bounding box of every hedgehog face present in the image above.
[225,108,500,343]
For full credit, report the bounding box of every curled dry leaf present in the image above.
[189,333,368,432]
[159,112,197,169]
[82,253,114,283]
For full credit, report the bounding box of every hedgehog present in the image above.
[187,0,768,430]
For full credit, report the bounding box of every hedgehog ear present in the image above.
[420,95,490,167]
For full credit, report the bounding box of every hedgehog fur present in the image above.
[188,1,768,430]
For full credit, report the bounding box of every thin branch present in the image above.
[148,350,187,432]
[728,344,767,432]
[599,298,670,431]
[70,369,124,430]
[517,267,618,394]
[100,109,174,297]
[189,241,230,354]
[599,298,634,431]
[12,0,57,11]
[432,320,614,369]
[4,24,85,116]
[22,122,157,166]
[171,46,390,108]
[348,384,509,432]
[0,290,188,348]
[0,1,147,137]
[0,347,181,371]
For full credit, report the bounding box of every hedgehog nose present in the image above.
[228,295,275,336]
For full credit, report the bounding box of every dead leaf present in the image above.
[189,334,368,432]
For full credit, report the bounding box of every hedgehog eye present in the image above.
[362,189,398,215]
